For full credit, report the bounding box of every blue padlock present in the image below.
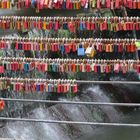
[80,22,83,30]
[48,84,52,92]
[77,44,85,56]
[31,0,36,7]
[24,63,29,72]
[60,44,65,55]
[36,84,40,92]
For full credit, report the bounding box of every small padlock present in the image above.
[0,100,5,111]
[72,84,78,93]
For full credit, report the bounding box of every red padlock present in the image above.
[105,64,110,73]
[133,0,137,9]
[135,22,140,31]
[123,0,127,6]
[41,63,46,73]
[85,64,91,72]
[0,100,5,111]
[129,22,133,30]
[106,0,111,8]
[94,64,98,73]
[72,43,76,52]
[126,43,131,53]
[51,43,55,52]
[0,41,5,49]
[127,0,133,9]
[57,84,62,93]
[72,84,78,93]
[23,20,28,30]
[37,63,41,72]
[40,83,45,92]
[137,65,140,74]
[118,43,123,53]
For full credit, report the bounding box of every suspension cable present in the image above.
[0,117,140,127]
[1,98,140,107]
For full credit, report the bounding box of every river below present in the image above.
[79,110,140,140]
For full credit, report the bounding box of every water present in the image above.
[0,85,139,140]
[0,85,121,140]
[79,111,140,140]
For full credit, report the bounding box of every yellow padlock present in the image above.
[40,42,43,51]
[7,0,10,9]
[43,21,46,30]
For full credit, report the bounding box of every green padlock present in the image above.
[76,64,80,72]
[108,22,111,31]
[11,42,15,50]
[10,83,14,90]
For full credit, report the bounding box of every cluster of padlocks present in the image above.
[0,1,139,112]
[0,0,140,11]
[0,16,140,31]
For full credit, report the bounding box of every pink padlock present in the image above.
[114,63,120,73]
[0,66,4,74]
[55,21,59,30]
[25,0,29,8]
[106,0,111,8]
[97,0,100,8]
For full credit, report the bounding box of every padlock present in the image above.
[61,84,65,93]
[72,63,76,72]
[40,83,45,92]
[86,20,91,30]
[106,0,111,8]
[105,64,110,73]
[123,0,127,6]
[66,0,70,9]
[65,44,70,54]
[69,1,73,9]
[80,22,83,30]
[7,0,10,9]
[102,21,107,30]
[137,65,140,74]
[57,84,61,93]
[118,43,123,53]
[36,83,40,92]
[114,63,120,73]
[23,20,28,30]
[63,84,67,93]
[72,84,78,93]
[110,0,114,9]
[77,44,85,56]
[133,0,137,9]
[94,64,98,73]
[135,22,140,30]
[138,1,140,9]
[96,0,100,8]
[127,0,133,9]
[0,100,5,111]
[0,66,4,74]
[85,63,91,72]
[115,0,120,9]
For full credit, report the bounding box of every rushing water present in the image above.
[0,85,121,140]
[79,111,140,140]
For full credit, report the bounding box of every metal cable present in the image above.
[0,77,140,84]
[76,80,140,84]
[0,117,140,127]
[1,98,140,107]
